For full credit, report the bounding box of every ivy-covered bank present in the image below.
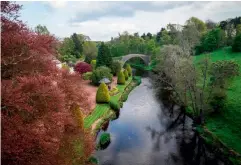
[84,76,141,134]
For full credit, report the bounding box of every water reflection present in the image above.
[95,78,223,165]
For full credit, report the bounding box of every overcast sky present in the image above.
[18,1,241,41]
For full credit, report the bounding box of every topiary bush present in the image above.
[126,64,132,76]
[124,69,129,80]
[82,72,92,80]
[232,34,241,52]
[74,62,92,74]
[91,66,113,85]
[109,100,120,112]
[96,83,110,103]
[117,71,125,85]
[91,60,96,70]
[98,133,111,149]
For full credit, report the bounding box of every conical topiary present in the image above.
[117,71,125,85]
[124,69,129,80]
[96,83,110,103]
[126,64,132,76]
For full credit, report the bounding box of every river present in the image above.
[94,78,222,165]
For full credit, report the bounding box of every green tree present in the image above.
[96,42,112,68]
[91,66,113,85]
[186,17,207,33]
[71,33,83,59]
[58,37,76,62]
[35,24,50,35]
[96,83,110,103]
[236,24,241,36]
[117,71,125,85]
[111,60,122,76]
[83,41,98,63]
[232,34,241,52]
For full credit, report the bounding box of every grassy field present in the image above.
[84,78,133,129]
[194,47,241,154]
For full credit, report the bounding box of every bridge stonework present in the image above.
[121,54,150,66]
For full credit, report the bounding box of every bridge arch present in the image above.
[120,54,150,66]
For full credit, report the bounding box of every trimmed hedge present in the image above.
[109,100,120,112]
[117,71,125,85]
[124,69,129,80]
[96,83,110,103]
[99,133,110,146]
[82,72,92,80]
[126,64,132,76]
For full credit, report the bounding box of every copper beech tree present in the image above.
[1,2,94,165]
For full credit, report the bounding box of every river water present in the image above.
[94,78,222,165]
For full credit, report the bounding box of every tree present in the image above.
[146,32,153,39]
[58,37,76,62]
[91,66,113,85]
[205,19,217,30]
[236,24,241,36]
[35,24,50,35]
[83,41,98,63]
[117,71,125,85]
[153,45,240,124]
[74,62,92,74]
[71,33,83,59]
[111,60,122,76]
[232,34,241,52]
[1,2,94,165]
[96,42,112,68]
[186,17,207,33]
[96,83,110,103]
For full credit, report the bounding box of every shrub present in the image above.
[209,89,227,113]
[124,69,129,80]
[126,64,132,76]
[133,76,142,85]
[99,133,110,147]
[91,60,96,70]
[74,62,92,74]
[109,100,120,112]
[117,71,125,85]
[232,34,241,52]
[111,60,122,76]
[91,66,113,85]
[83,72,92,80]
[96,83,110,103]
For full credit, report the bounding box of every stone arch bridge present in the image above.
[113,54,150,66]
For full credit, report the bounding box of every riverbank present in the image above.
[194,47,241,165]
[83,76,141,134]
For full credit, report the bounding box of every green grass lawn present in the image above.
[194,47,241,154]
[84,77,133,129]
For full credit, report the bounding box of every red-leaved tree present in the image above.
[1,2,94,165]
[74,62,92,74]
